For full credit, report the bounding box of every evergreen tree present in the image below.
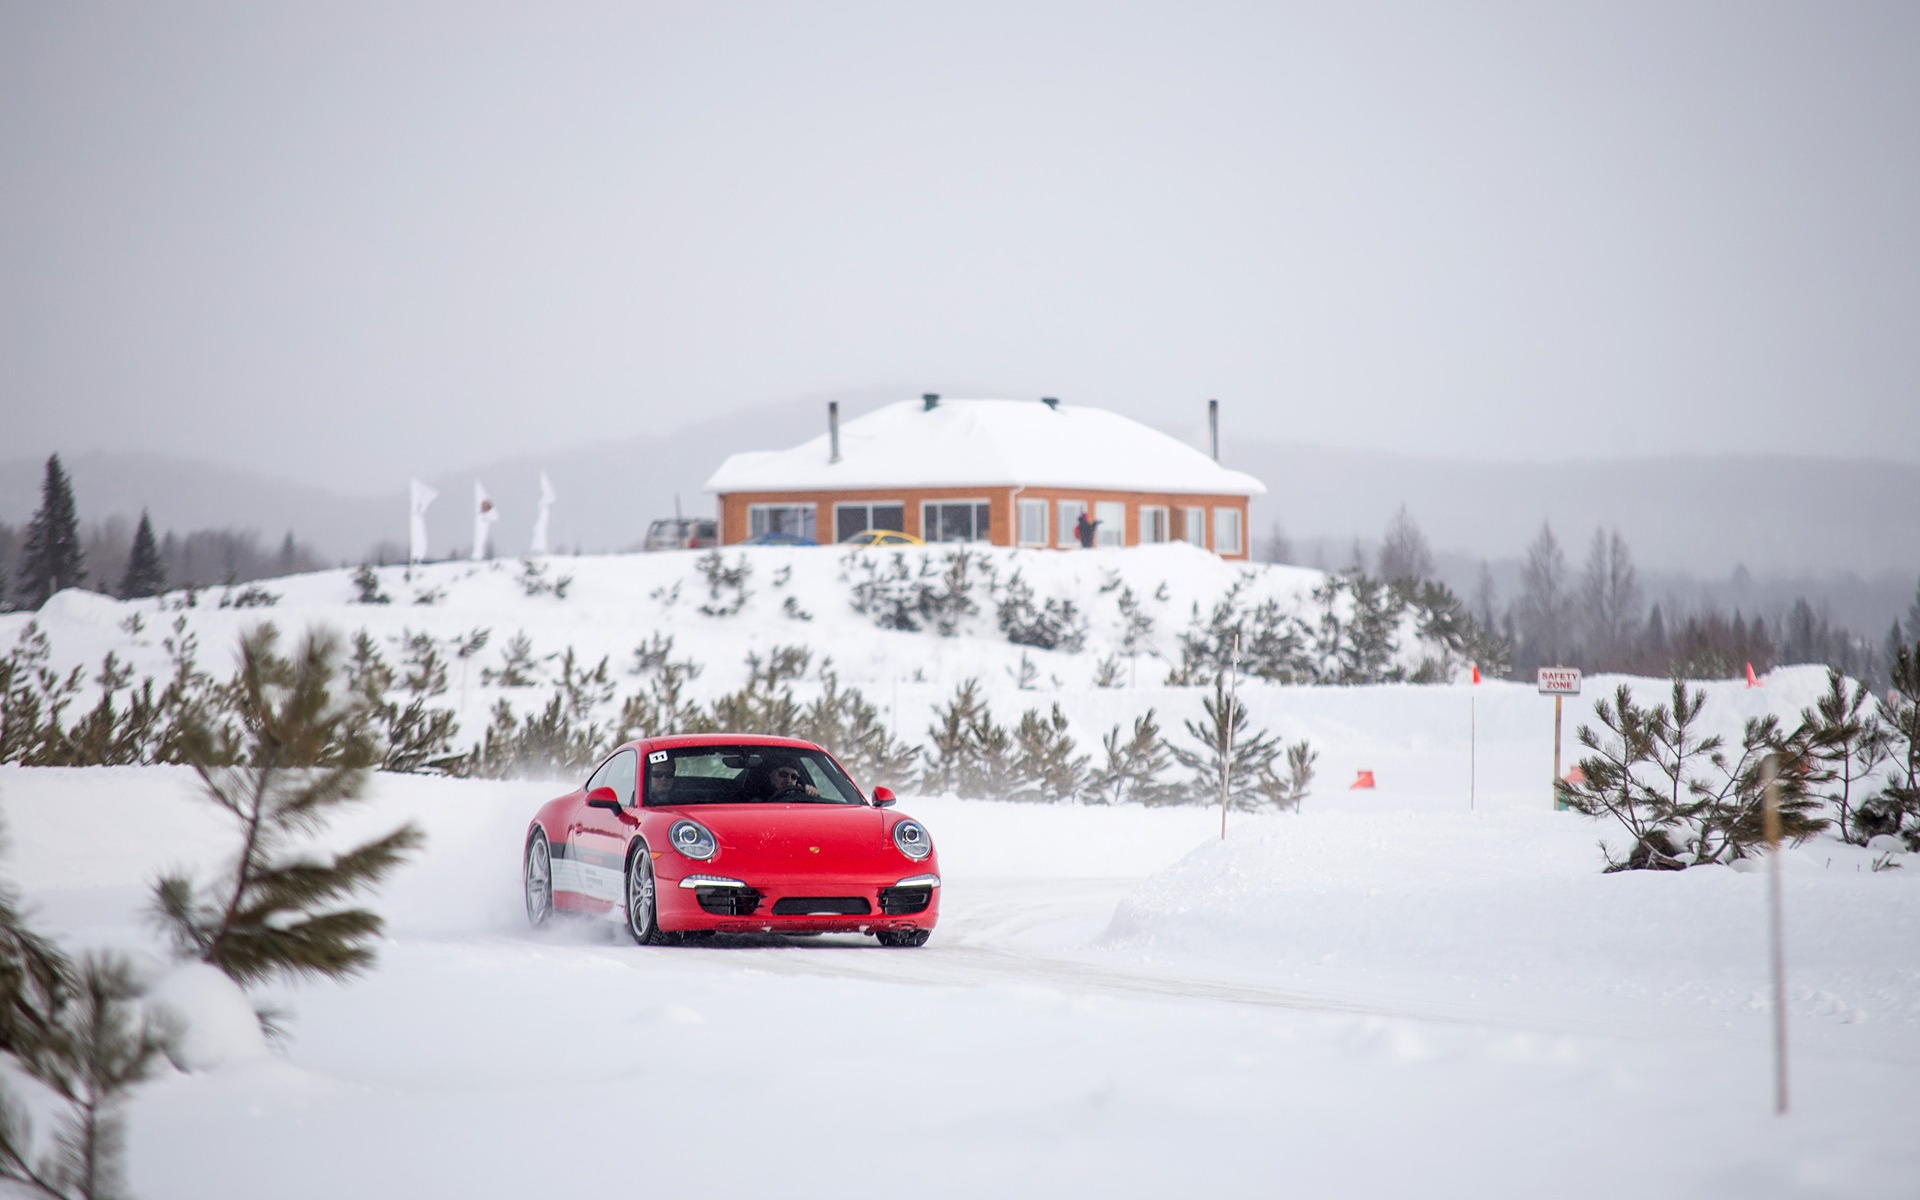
[1796,668,1887,845]
[1865,640,1920,847]
[922,679,990,794]
[115,511,165,600]
[0,815,72,1066]
[13,456,86,609]
[152,625,424,986]
[1008,704,1088,803]
[1169,678,1284,810]
[1086,711,1180,806]
[0,954,168,1200]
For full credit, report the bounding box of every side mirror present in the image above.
[871,785,897,808]
[585,786,622,812]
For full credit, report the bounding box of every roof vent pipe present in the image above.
[922,393,940,411]
[1041,396,1059,410]
[1209,399,1220,462]
[828,401,842,464]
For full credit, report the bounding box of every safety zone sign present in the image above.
[1537,667,1583,695]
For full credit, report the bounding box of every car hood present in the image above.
[681,804,916,874]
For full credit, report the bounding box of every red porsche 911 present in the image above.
[522,734,939,947]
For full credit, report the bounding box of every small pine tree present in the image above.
[0,815,73,1067]
[1009,704,1088,803]
[13,456,86,610]
[116,511,165,600]
[482,631,542,687]
[1797,668,1889,845]
[152,625,424,986]
[1864,640,1920,848]
[1169,678,1285,810]
[0,954,169,1200]
[1085,711,1180,806]
[922,679,989,795]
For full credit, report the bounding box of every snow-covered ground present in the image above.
[3,549,1918,1197]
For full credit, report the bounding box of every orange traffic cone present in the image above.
[1470,663,1481,684]
[1350,770,1376,790]
[1746,662,1759,688]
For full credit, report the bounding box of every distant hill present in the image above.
[6,401,1916,583]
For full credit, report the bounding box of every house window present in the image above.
[922,500,992,543]
[1212,507,1242,556]
[1182,506,1206,548]
[1057,500,1087,547]
[1095,501,1125,548]
[834,501,905,543]
[1016,498,1048,546]
[749,504,816,541]
[1140,506,1169,544]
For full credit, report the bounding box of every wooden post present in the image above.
[1763,754,1790,1115]
[1552,693,1563,806]
[1219,632,1241,841]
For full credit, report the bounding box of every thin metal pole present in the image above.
[1219,631,1241,841]
[1470,694,1476,812]
[1762,754,1790,1115]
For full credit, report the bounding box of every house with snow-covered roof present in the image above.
[701,395,1266,558]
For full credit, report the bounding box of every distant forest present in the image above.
[1263,509,1920,689]
[5,454,1916,688]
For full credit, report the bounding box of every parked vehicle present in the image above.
[842,529,923,547]
[522,735,938,947]
[742,531,819,546]
[642,517,718,551]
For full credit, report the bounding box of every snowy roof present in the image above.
[702,398,1266,496]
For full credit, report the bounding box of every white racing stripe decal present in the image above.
[550,857,624,903]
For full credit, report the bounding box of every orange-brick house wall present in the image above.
[716,486,1251,559]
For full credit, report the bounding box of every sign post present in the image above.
[1537,667,1582,807]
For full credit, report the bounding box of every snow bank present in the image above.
[146,962,270,1070]
[1103,807,1920,1035]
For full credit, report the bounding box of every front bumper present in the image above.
[660,868,940,934]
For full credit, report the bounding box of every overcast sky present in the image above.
[4,1,1917,495]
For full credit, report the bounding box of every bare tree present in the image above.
[1516,522,1572,668]
[1261,522,1295,565]
[1376,505,1435,586]
[1579,528,1642,670]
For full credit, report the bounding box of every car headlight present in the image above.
[668,819,718,861]
[891,819,931,861]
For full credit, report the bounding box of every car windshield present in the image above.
[641,746,864,807]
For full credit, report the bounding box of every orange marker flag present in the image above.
[1350,770,1376,790]
[1746,662,1759,688]
[1471,663,1481,684]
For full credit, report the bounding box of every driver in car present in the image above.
[763,758,819,800]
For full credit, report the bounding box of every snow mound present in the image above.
[146,962,270,1071]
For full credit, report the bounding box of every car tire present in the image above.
[624,844,670,946]
[876,929,930,948]
[524,829,554,929]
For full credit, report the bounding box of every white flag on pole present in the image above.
[408,478,438,564]
[530,471,556,556]
[473,481,499,561]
